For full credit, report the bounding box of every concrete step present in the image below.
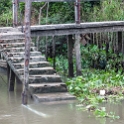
[7,51,41,57]
[20,74,62,83]
[17,67,56,75]
[0,39,25,43]
[32,92,76,102]
[2,47,37,52]
[14,61,50,69]
[9,56,46,63]
[0,42,34,48]
[0,32,24,40]
[29,83,68,94]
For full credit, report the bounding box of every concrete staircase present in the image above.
[0,30,76,102]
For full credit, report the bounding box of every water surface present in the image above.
[0,69,124,124]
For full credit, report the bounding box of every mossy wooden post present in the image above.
[22,0,31,105]
[45,37,48,61]
[9,69,15,91]
[75,0,82,76]
[13,0,18,27]
[67,35,74,77]
[52,36,56,69]
[118,31,122,53]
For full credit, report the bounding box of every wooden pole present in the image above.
[22,0,31,105]
[13,0,18,27]
[67,35,74,77]
[74,0,82,76]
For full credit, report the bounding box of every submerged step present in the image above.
[17,67,56,75]
[29,83,67,94]
[14,61,50,69]
[32,92,76,102]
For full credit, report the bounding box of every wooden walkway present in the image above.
[0,29,75,102]
[1,21,124,102]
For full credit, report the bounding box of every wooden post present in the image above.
[9,69,15,91]
[74,0,82,76]
[13,0,18,27]
[75,0,80,24]
[118,31,122,53]
[67,35,74,77]
[7,63,10,84]
[45,37,48,61]
[75,34,82,75]
[22,0,31,105]
[52,36,56,69]
[16,76,22,91]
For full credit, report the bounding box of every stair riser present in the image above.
[17,69,56,75]
[0,39,25,43]
[3,47,37,52]
[33,95,76,102]
[14,63,50,69]
[0,43,34,48]
[29,85,67,94]
[8,52,41,57]
[29,77,62,83]
[11,57,45,63]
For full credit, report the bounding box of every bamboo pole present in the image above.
[22,0,31,105]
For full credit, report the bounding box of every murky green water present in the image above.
[0,68,124,124]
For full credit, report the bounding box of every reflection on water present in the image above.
[0,69,124,124]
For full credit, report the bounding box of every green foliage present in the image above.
[0,0,12,26]
[0,0,12,14]
[55,55,68,76]
[67,69,124,119]
[41,2,74,24]
[90,0,124,21]
[0,10,12,26]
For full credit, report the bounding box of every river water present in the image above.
[0,68,124,124]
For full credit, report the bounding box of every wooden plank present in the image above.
[2,21,124,38]
[19,0,99,2]
[30,21,124,31]
[31,26,124,37]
